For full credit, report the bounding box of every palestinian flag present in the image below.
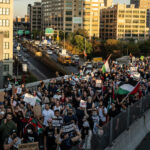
[102,54,111,73]
[116,80,140,95]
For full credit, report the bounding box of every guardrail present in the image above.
[91,94,150,150]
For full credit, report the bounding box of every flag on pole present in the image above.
[116,80,140,95]
[102,54,111,73]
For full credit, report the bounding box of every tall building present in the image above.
[131,0,150,35]
[42,0,113,39]
[28,2,42,32]
[100,4,149,40]
[0,0,13,77]
[131,0,150,9]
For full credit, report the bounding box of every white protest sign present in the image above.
[130,67,137,72]
[96,79,102,87]
[80,100,87,108]
[52,118,63,127]
[17,87,22,94]
[23,93,41,106]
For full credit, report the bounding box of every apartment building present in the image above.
[100,4,149,40]
[131,0,150,35]
[0,0,13,77]
[28,2,41,32]
[131,0,150,9]
[42,0,112,39]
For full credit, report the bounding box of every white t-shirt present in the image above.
[42,109,54,126]
[98,107,107,122]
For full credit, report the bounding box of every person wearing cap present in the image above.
[3,130,22,150]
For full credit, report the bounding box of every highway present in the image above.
[14,47,56,80]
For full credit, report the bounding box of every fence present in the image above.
[91,94,150,150]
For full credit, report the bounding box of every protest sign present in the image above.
[0,91,5,102]
[18,142,39,150]
[62,123,74,133]
[80,100,86,108]
[130,67,137,72]
[52,118,63,127]
[17,87,22,94]
[96,79,102,87]
[33,105,42,118]
[23,93,36,106]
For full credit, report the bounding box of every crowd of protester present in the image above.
[0,57,150,150]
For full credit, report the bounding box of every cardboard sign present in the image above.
[62,123,74,133]
[96,79,102,87]
[18,142,39,150]
[52,118,63,127]
[33,105,42,118]
[80,100,87,108]
[0,91,5,102]
[23,93,36,106]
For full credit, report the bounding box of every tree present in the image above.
[74,35,92,54]
[74,29,89,38]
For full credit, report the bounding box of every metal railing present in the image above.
[91,94,150,150]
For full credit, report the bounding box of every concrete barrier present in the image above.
[105,109,150,150]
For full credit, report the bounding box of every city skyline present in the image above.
[14,0,130,17]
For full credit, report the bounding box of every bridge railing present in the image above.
[91,94,150,150]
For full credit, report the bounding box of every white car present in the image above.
[47,50,53,55]
[72,55,79,60]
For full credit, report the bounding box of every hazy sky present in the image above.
[14,0,130,17]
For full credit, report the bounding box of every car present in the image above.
[72,58,79,66]
[47,50,53,55]
[72,55,79,60]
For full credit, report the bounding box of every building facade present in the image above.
[42,0,112,39]
[131,0,150,9]
[100,4,149,40]
[131,0,150,35]
[0,0,13,77]
[28,2,41,32]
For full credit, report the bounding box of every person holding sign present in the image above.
[3,130,22,150]
[56,125,81,150]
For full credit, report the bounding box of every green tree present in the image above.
[74,29,89,38]
[74,35,92,54]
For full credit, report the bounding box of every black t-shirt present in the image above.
[23,132,38,143]
[60,137,73,150]
[108,108,120,118]
[76,109,85,129]
[44,127,56,148]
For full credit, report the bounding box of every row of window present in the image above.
[0,19,9,26]
[0,0,10,3]
[3,42,9,49]
[0,8,10,15]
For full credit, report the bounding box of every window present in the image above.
[0,8,2,14]
[4,42,9,49]
[3,65,9,72]
[66,11,72,15]
[0,19,9,26]
[66,17,72,21]
[0,0,10,3]
[4,53,9,60]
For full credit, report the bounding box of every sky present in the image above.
[14,0,130,18]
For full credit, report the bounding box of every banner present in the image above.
[18,142,39,150]
[62,123,74,133]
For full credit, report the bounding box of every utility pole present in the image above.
[64,30,65,49]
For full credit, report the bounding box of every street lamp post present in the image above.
[64,30,65,49]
